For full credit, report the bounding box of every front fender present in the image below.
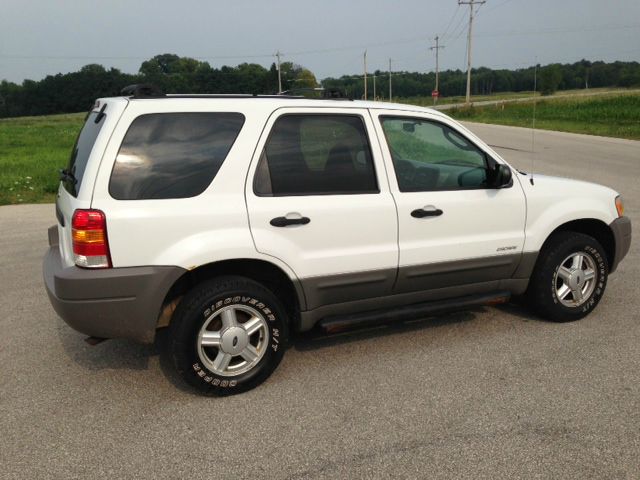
[522,174,618,253]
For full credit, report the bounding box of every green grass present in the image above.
[446,93,640,140]
[397,87,633,108]
[0,113,84,205]
[400,90,539,107]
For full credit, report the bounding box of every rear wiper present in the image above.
[59,168,77,184]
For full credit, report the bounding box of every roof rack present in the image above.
[166,94,304,99]
[120,84,352,101]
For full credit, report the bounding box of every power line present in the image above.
[443,22,640,48]
[476,0,519,17]
[475,23,640,37]
[441,5,462,38]
[445,8,469,41]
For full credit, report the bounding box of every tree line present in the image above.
[324,60,640,99]
[0,54,318,118]
[1,54,639,118]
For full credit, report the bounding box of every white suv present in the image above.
[44,85,631,395]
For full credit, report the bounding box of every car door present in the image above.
[371,110,526,295]
[246,107,398,311]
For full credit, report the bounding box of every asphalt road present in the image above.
[1,124,638,479]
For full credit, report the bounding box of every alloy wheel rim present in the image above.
[197,305,269,377]
[553,251,597,308]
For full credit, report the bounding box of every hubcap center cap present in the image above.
[568,269,585,289]
[220,327,249,355]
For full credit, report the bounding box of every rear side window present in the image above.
[64,111,106,197]
[109,112,244,200]
[254,114,378,196]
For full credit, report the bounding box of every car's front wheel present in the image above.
[167,276,288,396]
[526,231,608,322]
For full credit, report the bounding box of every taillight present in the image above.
[71,209,111,268]
[615,196,624,217]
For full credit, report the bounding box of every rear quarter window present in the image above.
[109,112,245,200]
[64,111,106,197]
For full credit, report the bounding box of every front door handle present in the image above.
[411,207,443,218]
[270,216,311,227]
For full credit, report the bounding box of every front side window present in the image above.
[254,114,378,196]
[380,116,490,192]
[109,112,244,200]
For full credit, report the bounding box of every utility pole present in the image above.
[275,51,283,93]
[388,58,392,101]
[363,50,368,100]
[459,0,485,105]
[429,35,445,104]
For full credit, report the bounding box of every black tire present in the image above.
[166,276,289,396]
[526,231,608,322]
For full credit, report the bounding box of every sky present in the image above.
[1,0,639,83]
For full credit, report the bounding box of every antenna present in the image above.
[530,59,538,186]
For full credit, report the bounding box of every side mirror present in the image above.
[490,164,512,188]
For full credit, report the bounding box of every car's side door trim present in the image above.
[394,254,521,294]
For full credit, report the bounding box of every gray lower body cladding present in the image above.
[297,252,537,331]
[43,226,185,343]
[609,216,631,273]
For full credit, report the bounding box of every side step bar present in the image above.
[318,291,511,334]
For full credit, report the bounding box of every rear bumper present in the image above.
[609,216,631,273]
[43,225,185,343]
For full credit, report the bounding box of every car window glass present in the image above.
[380,117,488,192]
[254,114,378,196]
[109,112,244,200]
[64,111,106,197]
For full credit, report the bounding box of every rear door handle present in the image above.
[270,216,311,227]
[411,207,443,218]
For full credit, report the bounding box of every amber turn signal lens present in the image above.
[615,196,624,217]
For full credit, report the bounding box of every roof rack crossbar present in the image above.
[120,84,165,98]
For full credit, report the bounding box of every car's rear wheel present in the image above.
[167,276,288,395]
[526,231,608,322]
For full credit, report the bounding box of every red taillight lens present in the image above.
[71,209,111,268]
[615,196,624,217]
